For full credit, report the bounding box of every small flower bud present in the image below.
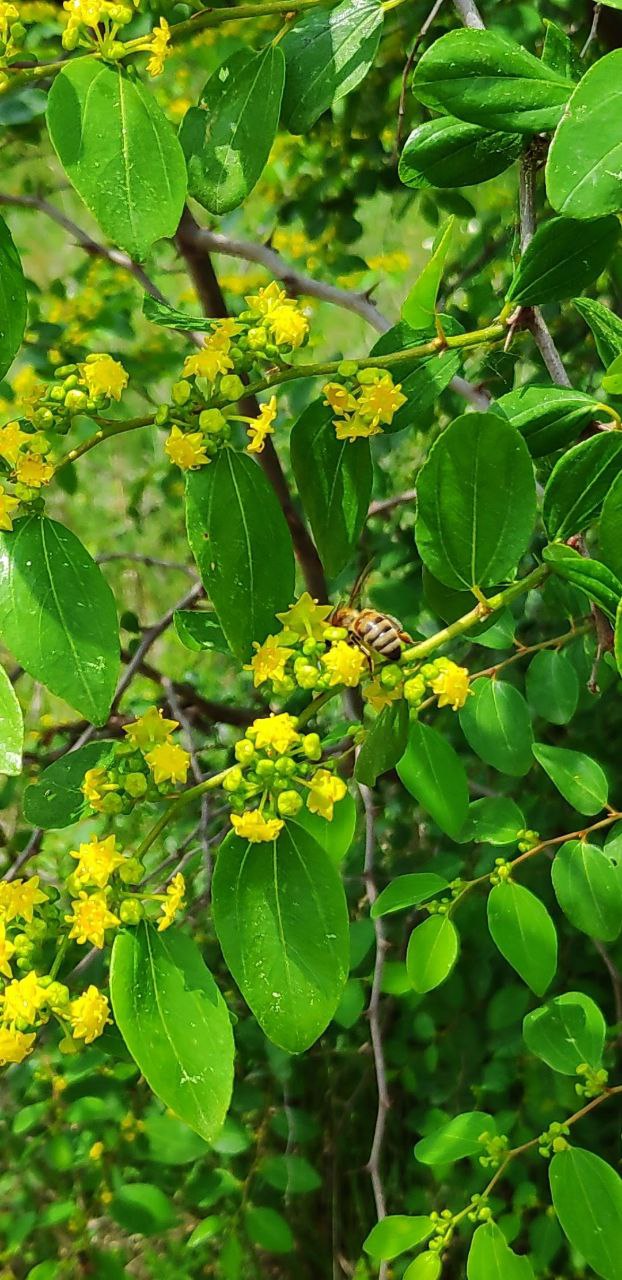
[119,858,145,885]
[199,409,227,434]
[256,758,275,781]
[223,766,244,792]
[119,899,144,925]
[172,380,192,406]
[124,772,148,798]
[274,756,297,777]
[302,733,322,761]
[277,790,303,817]
[234,739,255,766]
[219,375,245,401]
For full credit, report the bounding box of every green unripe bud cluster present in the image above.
[575,1063,608,1099]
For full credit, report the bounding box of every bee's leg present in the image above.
[350,633,375,673]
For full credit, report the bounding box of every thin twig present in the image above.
[111,582,203,713]
[452,0,485,29]
[96,553,197,576]
[581,2,601,57]
[395,0,446,153]
[368,488,417,517]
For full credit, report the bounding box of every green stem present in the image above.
[169,0,327,43]
[401,564,549,664]
[49,937,69,981]
[296,687,342,729]
[134,766,234,860]
[58,416,153,467]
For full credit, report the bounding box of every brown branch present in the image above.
[396,0,447,153]
[96,552,197,576]
[368,488,417,517]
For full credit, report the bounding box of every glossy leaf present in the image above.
[415,412,536,590]
[212,825,349,1052]
[467,1222,535,1280]
[541,20,582,80]
[371,872,449,919]
[506,216,619,307]
[0,212,26,379]
[599,472,622,579]
[290,399,372,577]
[404,1256,441,1280]
[402,218,453,331]
[459,678,533,777]
[547,51,622,220]
[399,117,522,190]
[543,433,622,540]
[354,699,409,787]
[110,1183,176,1237]
[173,609,228,654]
[23,740,116,829]
[397,720,469,840]
[281,0,383,133]
[523,991,606,1074]
[415,1111,494,1165]
[47,61,186,260]
[186,449,295,661]
[245,1206,294,1253]
[406,915,459,994]
[487,882,557,995]
[543,544,622,620]
[492,384,599,458]
[463,796,525,846]
[364,1215,433,1262]
[573,296,622,368]
[369,317,463,431]
[180,47,285,215]
[525,649,578,726]
[549,1148,622,1280]
[110,924,235,1143]
[291,792,357,864]
[552,840,622,940]
[0,516,119,725]
[412,29,573,133]
[532,742,608,815]
[0,662,22,777]
[616,597,622,678]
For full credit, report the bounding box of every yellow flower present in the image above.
[145,741,190,785]
[14,453,54,488]
[0,876,47,924]
[246,634,294,687]
[157,873,185,932]
[11,366,44,409]
[276,592,332,640]
[246,396,277,454]
[81,354,128,400]
[1,970,47,1025]
[251,713,300,755]
[0,484,19,532]
[209,318,240,346]
[66,892,120,949]
[0,920,15,979]
[358,373,407,426]
[230,810,284,843]
[70,835,124,889]
[0,420,29,465]
[146,16,170,76]
[334,413,382,442]
[429,660,471,711]
[0,1026,36,1065]
[89,1141,105,1160]
[267,304,309,349]
[69,985,111,1043]
[165,425,210,471]
[307,769,347,821]
[323,382,356,414]
[82,766,117,812]
[322,641,366,688]
[124,706,178,750]
[364,678,402,713]
[183,347,233,382]
[245,281,287,317]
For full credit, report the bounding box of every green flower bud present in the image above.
[119,899,144,925]
[302,637,321,657]
[101,792,123,815]
[46,981,70,1009]
[219,375,245,401]
[64,389,89,414]
[277,790,303,817]
[380,664,402,690]
[356,367,377,385]
[324,625,348,642]
[124,772,148,798]
[274,756,297,777]
[13,933,33,956]
[295,663,320,689]
[256,758,275,781]
[199,409,227,434]
[154,405,169,426]
[404,675,426,705]
[55,365,77,379]
[33,408,55,430]
[302,733,322,761]
[49,385,66,403]
[172,380,192,406]
[235,738,255,765]
[223,766,244,792]
[337,360,358,378]
[63,375,79,391]
[247,326,268,350]
[119,858,145,885]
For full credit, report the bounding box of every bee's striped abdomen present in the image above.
[357,612,403,657]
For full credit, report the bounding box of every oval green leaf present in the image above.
[0,212,26,379]
[523,991,606,1074]
[546,50,622,220]
[487,882,557,995]
[364,1215,433,1262]
[506,216,619,307]
[459,678,533,777]
[0,662,22,777]
[526,650,578,725]
[532,742,608,815]
[552,840,622,941]
[493,384,599,458]
[415,1111,495,1166]
[355,699,409,788]
[463,796,525,846]
[290,399,372,577]
[397,720,469,840]
[467,1222,535,1280]
[600,471,622,579]
[371,872,449,919]
[290,791,357,864]
[399,117,522,190]
[549,1148,622,1280]
[281,0,383,133]
[23,739,117,829]
[543,433,622,540]
[406,915,459,994]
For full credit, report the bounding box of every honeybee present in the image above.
[331,565,412,660]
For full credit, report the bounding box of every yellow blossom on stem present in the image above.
[267,304,309,349]
[364,678,402,714]
[157,873,186,932]
[70,835,125,889]
[429,660,471,711]
[276,592,332,640]
[66,892,120,949]
[124,706,178,750]
[307,769,347,821]
[1,970,47,1024]
[323,382,356,414]
[0,420,30,465]
[246,396,277,454]
[0,876,47,924]
[230,811,284,843]
[82,354,128,401]
[165,425,210,471]
[82,766,117,811]
[0,1026,36,1066]
[358,373,407,425]
[246,634,294,687]
[14,453,54,488]
[334,414,382,442]
[146,16,170,76]
[0,920,15,979]
[251,713,300,755]
[183,347,233,382]
[89,1141,105,1160]
[69,985,111,1043]
[322,640,366,688]
[11,366,44,410]
[245,281,287,317]
[0,484,19,532]
[145,741,190,785]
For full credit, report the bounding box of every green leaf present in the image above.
[532,742,608,815]
[173,609,228,654]
[616,597,622,677]
[47,61,186,260]
[546,51,622,219]
[186,450,295,661]
[406,915,459,994]
[415,1112,495,1165]
[290,400,372,577]
[399,117,522,190]
[541,20,583,81]
[291,792,356,864]
[467,1222,535,1280]
[543,544,622,619]
[110,1184,176,1237]
[506,216,619,307]
[404,1256,442,1280]
[600,472,622,580]
[355,699,409,787]
[245,1206,294,1253]
[187,1217,222,1248]
[492,384,600,458]
[23,740,116,829]
[179,47,285,215]
[110,924,234,1143]
[143,294,215,332]
[212,825,349,1053]
[552,840,622,941]
[371,872,449,919]
[487,882,557,995]
[143,1112,210,1165]
[281,0,383,133]
[0,662,22,777]
[549,1148,622,1280]
[0,212,26,379]
[412,29,573,134]
[397,720,469,840]
[415,412,536,590]
[0,516,119,725]
[602,352,622,397]
[543,433,622,540]
[459,678,533,777]
[364,1215,433,1262]
[369,317,463,431]
[523,991,606,1074]
[402,218,454,330]
[526,650,578,725]
[259,1154,321,1194]
[463,796,525,846]
[574,296,622,368]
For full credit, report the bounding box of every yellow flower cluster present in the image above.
[146,16,171,76]
[0,1,23,59]
[244,281,309,351]
[62,0,134,51]
[0,416,54,505]
[323,368,407,441]
[157,873,185,932]
[81,707,191,818]
[246,594,368,697]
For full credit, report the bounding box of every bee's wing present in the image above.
[348,559,374,607]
